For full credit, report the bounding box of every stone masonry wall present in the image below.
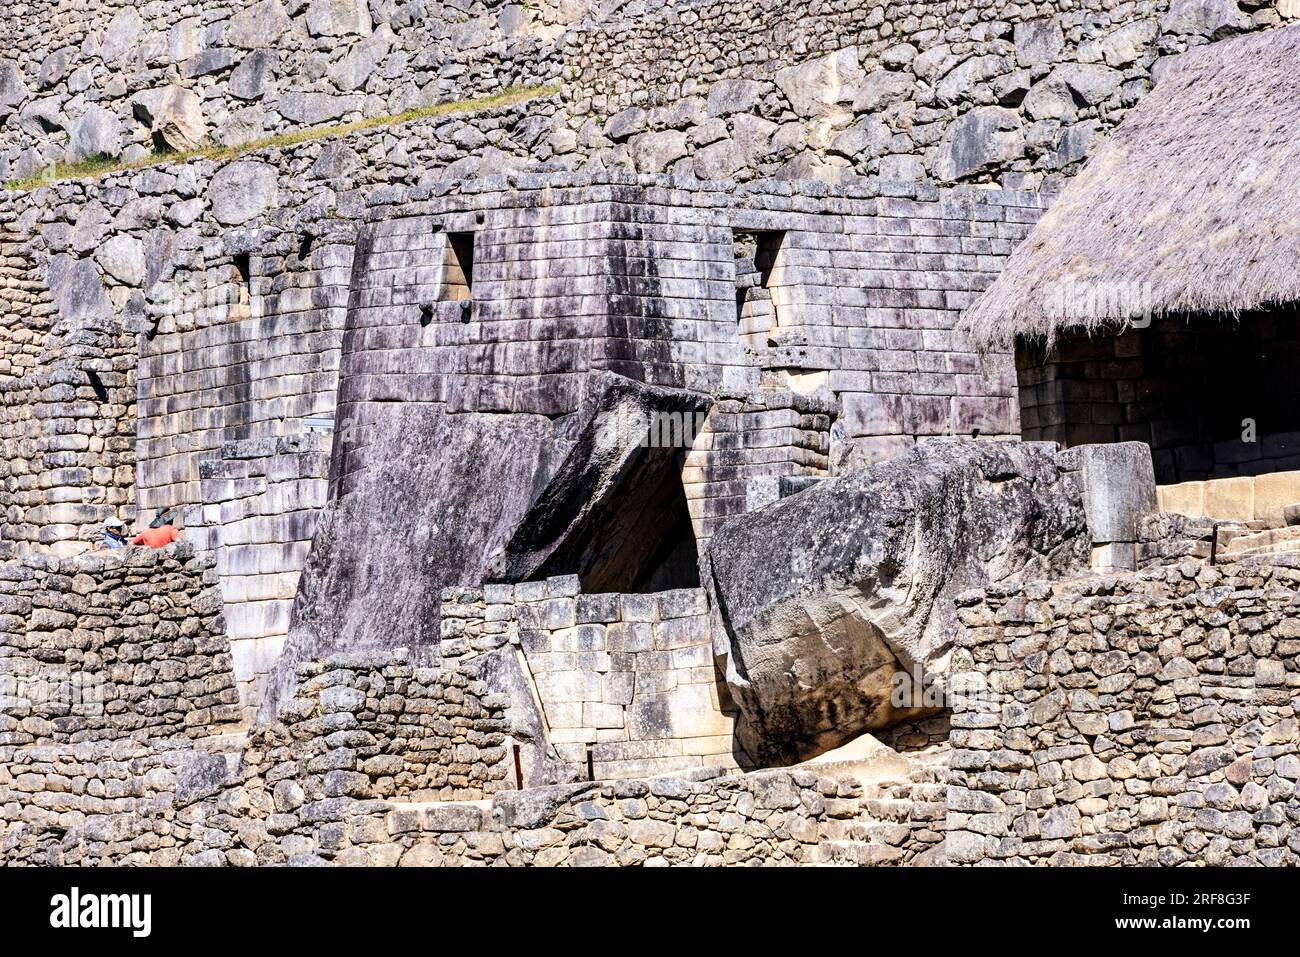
[1,93,560,558]
[683,388,832,551]
[441,577,741,779]
[561,0,1297,187]
[340,173,1039,473]
[0,0,574,179]
[0,543,241,746]
[948,559,1300,865]
[190,434,331,705]
[1,643,935,867]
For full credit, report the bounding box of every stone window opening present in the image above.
[444,231,475,302]
[232,252,252,318]
[734,230,786,349]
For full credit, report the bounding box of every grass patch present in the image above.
[6,83,561,191]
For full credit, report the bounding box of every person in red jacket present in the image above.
[132,507,183,547]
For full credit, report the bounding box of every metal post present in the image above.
[1210,522,1221,566]
[513,744,523,790]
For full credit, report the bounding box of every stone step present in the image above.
[1221,525,1300,556]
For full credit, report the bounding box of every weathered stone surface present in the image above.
[230,50,278,101]
[0,60,29,116]
[306,0,373,37]
[1057,442,1157,544]
[209,161,280,224]
[1014,18,1065,66]
[267,404,559,716]
[46,255,111,324]
[226,0,293,49]
[775,48,863,119]
[152,85,208,152]
[1161,0,1252,37]
[95,234,146,286]
[67,105,121,160]
[934,106,1024,182]
[707,440,1088,764]
[327,24,394,91]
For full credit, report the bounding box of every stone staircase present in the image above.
[1219,524,1300,559]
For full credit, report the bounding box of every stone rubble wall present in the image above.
[441,577,741,779]
[0,0,576,179]
[561,0,1297,187]
[1,641,938,866]
[948,558,1300,865]
[0,543,241,746]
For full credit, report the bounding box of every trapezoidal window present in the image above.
[443,231,475,301]
[232,252,252,320]
[734,230,785,349]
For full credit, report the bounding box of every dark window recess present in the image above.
[298,235,313,262]
[734,230,785,348]
[444,231,475,301]
[232,253,252,312]
[1016,308,1300,483]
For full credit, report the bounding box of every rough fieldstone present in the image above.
[46,255,111,324]
[1161,0,1252,37]
[225,0,293,49]
[706,79,762,117]
[95,234,146,286]
[1014,18,1065,66]
[230,50,277,101]
[934,106,1024,182]
[209,161,280,225]
[151,85,208,152]
[0,60,29,116]
[67,106,122,161]
[306,0,373,37]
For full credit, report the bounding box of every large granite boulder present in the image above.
[262,403,562,717]
[706,440,1088,764]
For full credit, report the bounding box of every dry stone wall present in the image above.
[949,558,1300,865]
[0,0,575,179]
[0,543,241,746]
[561,0,1297,187]
[0,639,938,867]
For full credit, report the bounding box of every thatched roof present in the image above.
[965,25,1300,348]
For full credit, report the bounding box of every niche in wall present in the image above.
[734,230,786,350]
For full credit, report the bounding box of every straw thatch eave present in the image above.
[964,24,1300,350]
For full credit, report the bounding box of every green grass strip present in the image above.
[6,83,560,191]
